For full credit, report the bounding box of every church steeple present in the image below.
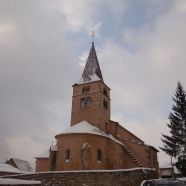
[71,42,110,131]
[78,42,103,84]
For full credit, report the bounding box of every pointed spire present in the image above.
[78,42,103,84]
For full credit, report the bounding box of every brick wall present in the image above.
[35,158,49,172]
[55,133,124,170]
[3,168,157,186]
[71,81,110,132]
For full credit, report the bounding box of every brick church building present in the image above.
[36,42,159,172]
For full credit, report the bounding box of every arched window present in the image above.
[103,99,108,109]
[82,143,90,162]
[97,149,102,161]
[65,149,70,162]
[86,97,92,107]
[80,97,92,108]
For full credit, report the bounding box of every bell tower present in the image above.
[71,42,110,132]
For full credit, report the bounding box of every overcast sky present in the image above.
[0,0,186,167]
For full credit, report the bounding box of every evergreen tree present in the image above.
[176,154,186,177]
[160,82,186,158]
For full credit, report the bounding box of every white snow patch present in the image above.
[0,178,41,185]
[177,177,186,183]
[56,121,123,146]
[64,159,70,163]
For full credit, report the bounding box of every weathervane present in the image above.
[91,31,95,43]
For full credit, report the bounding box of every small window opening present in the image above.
[103,99,108,109]
[97,149,102,161]
[65,149,70,162]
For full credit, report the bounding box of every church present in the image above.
[35,42,159,172]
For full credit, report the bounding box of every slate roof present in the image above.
[78,42,103,84]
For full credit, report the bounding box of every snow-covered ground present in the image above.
[0,178,41,185]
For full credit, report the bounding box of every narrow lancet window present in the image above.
[82,143,91,162]
[86,97,92,107]
[97,149,102,161]
[65,149,70,162]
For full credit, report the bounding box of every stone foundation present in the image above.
[1,168,158,186]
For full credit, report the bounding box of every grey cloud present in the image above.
[0,0,78,161]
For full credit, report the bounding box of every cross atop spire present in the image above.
[92,31,95,42]
[77,42,103,84]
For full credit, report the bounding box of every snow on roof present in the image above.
[57,121,101,135]
[77,73,101,84]
[0,178,41,185]
[11,159,33,172]
[56,121,123,146]
[35,150,49,159]
[0,164,22,173]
